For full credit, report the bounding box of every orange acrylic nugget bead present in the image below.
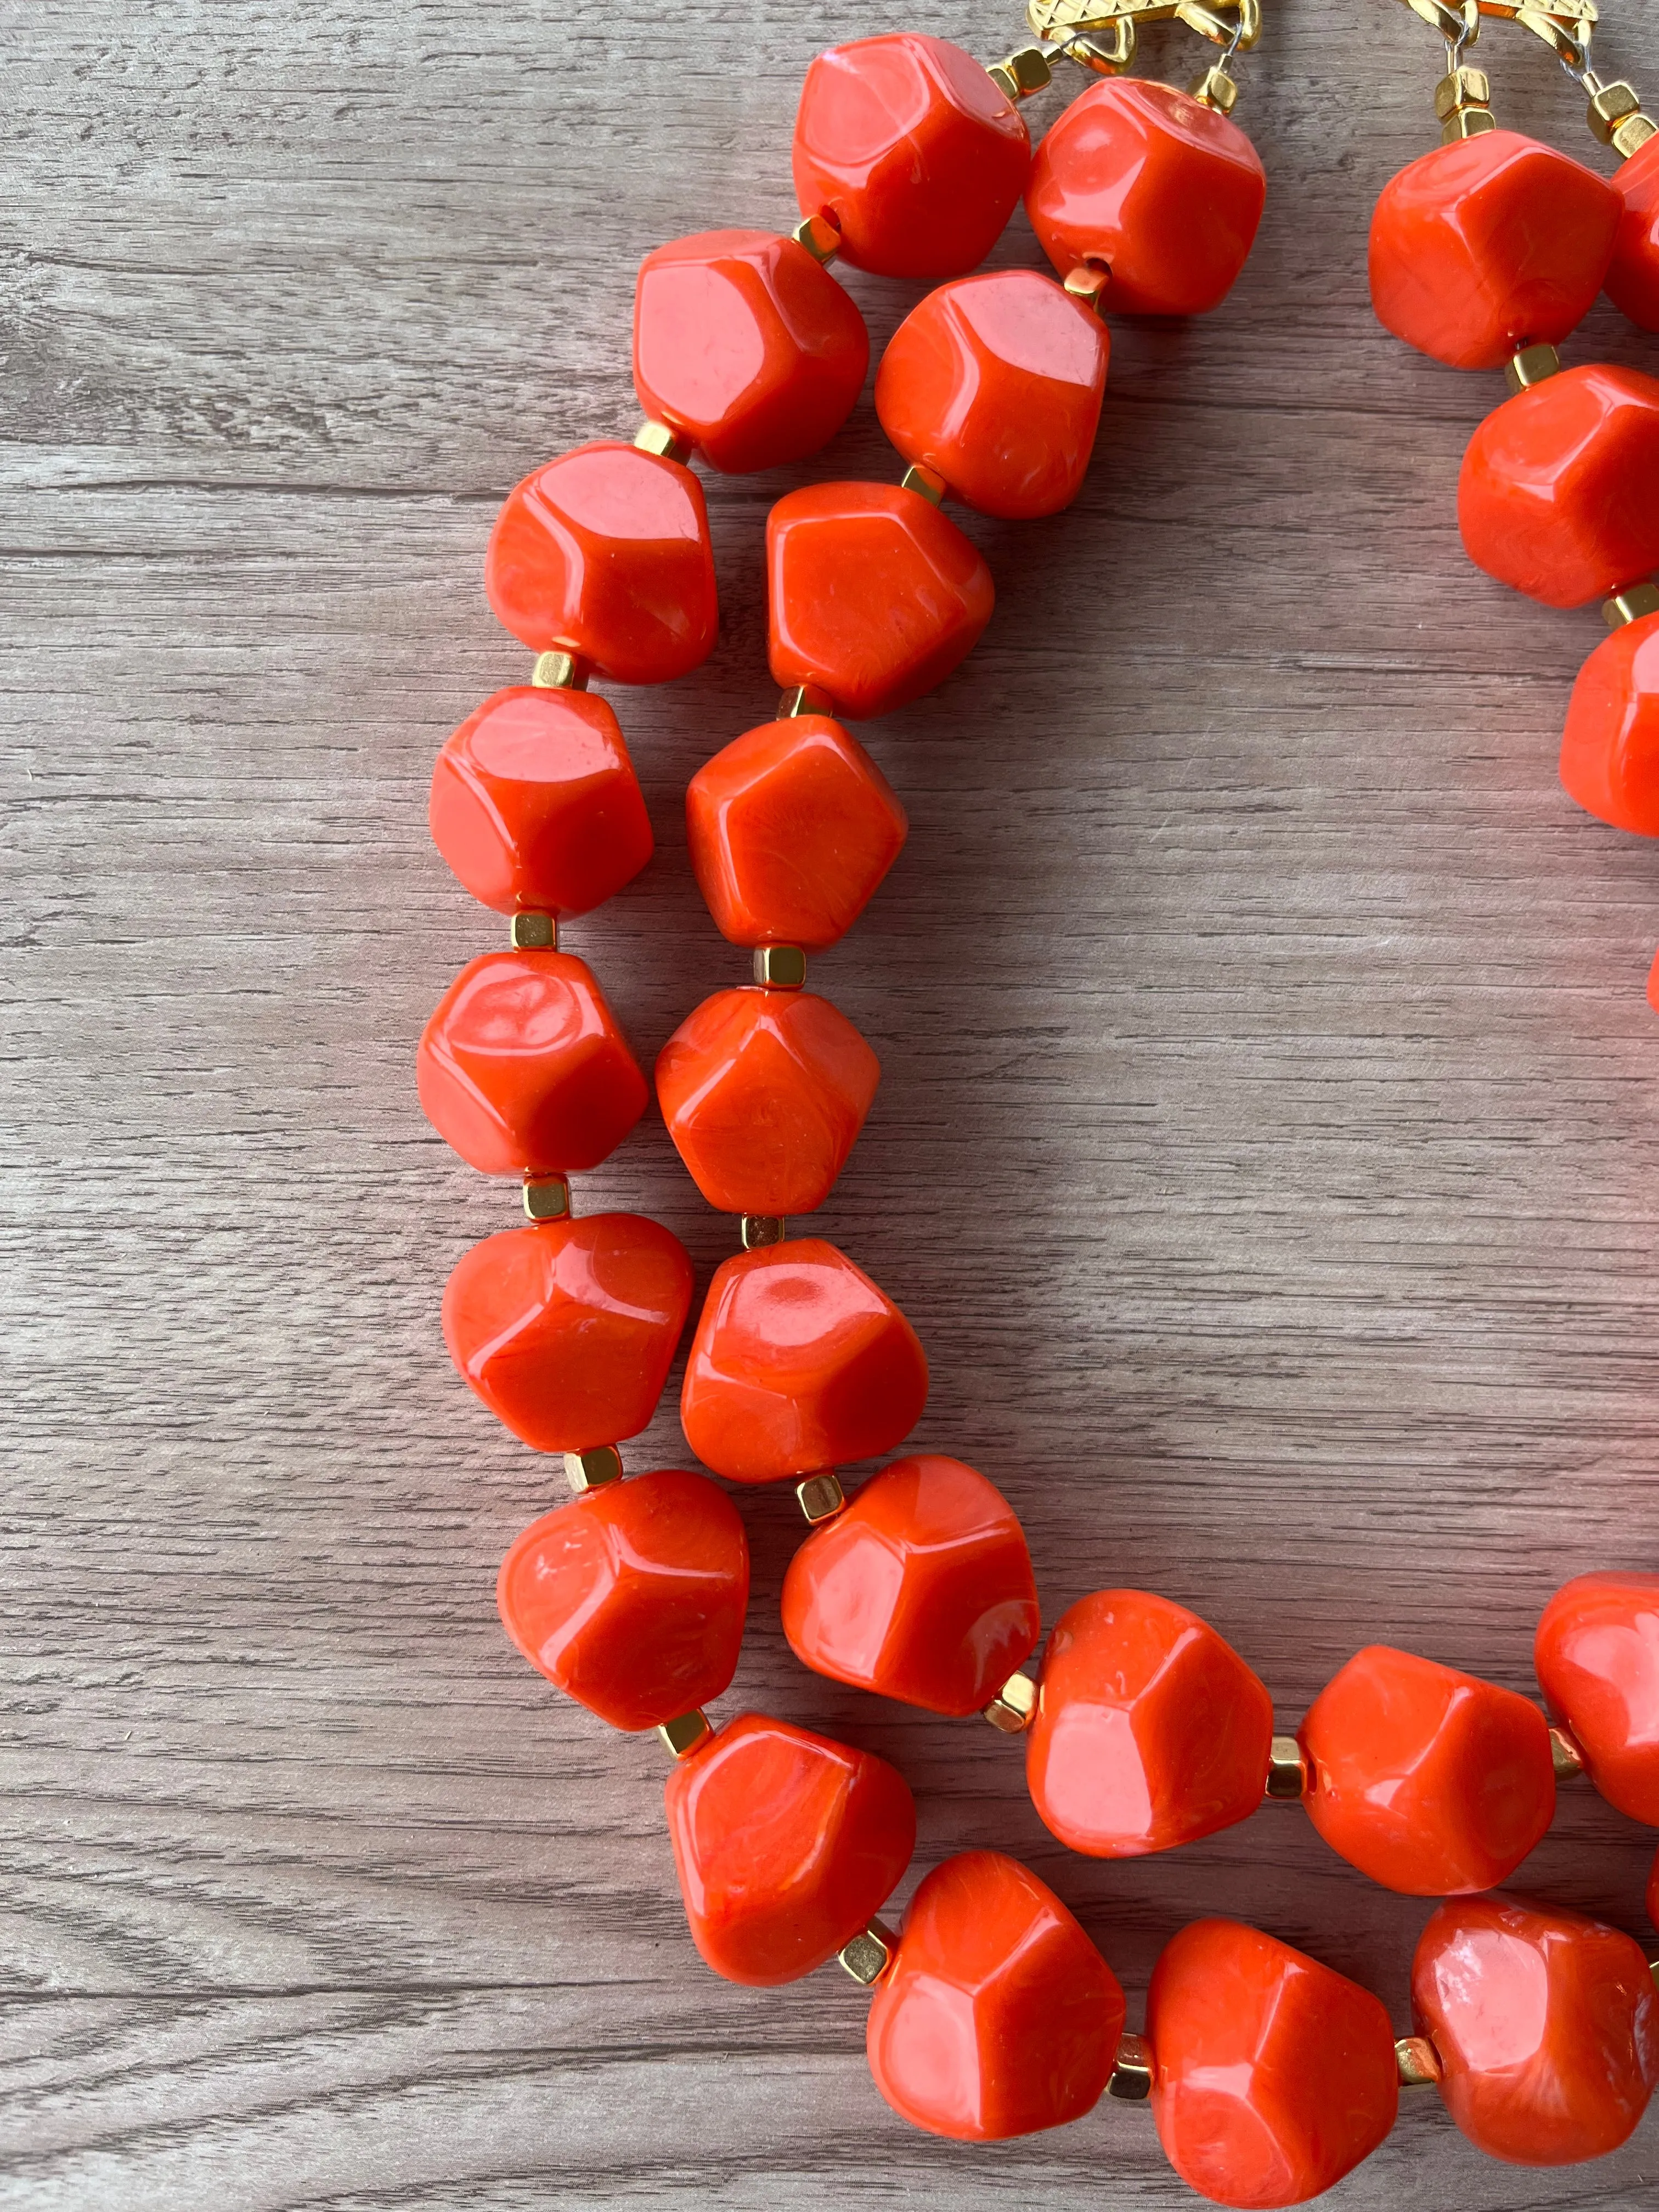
[866,1851,1124,2141]
[1609,134,1659,332]
[768,482,994,719]
[1025,1589,1274,1858]
[417,948,647,1176]
[656,987,879,1216]
[686,714,907,951]
[1458,365,1659,609]
[792,34,1030,281]
[1560,613,1659,836]
[665,1711,916,1984]
[1369,132,1621,370]
[1148,1919,1399,2210]
[1025,78,1266,318]
[1413,1894,1659,2165]
[680,1237,928,1483]
[1299,1645,1555,1895]
[484,441,717,684]
[1535,1570,1659,1821]
[496,1469,747,1730]
[781,1454,1041,1716]
[875,271,1108,521]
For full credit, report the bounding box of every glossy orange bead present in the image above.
[781,1455,1040,1716]
[1458,364,1659,609]
[1535,1571,1659,1822]
[665,1711,915,1985]
[768,482,994,719]
[679,1237,928,1484]
[1025,1589,1273,1859]
[1559,613,1659,836]
[792,35,1030,280]
[633,229,868,473]
[442,1215,693,1451]
[874,272,1108,521]
[417,948,647,1176]
[496,1470,747,1729]
[1413,1894,1659,2165]
[1299,1645,1555,1895]
[1609,135,1659,331]
[1025,78,1266,318]
[484,442,717,684]
[686,714,907,951]
[1148,1919,1399,2209]
[656,988,879,1216]
[428,686,653,918]
[1369,131,1621,370]
[866,1851,1124,2141]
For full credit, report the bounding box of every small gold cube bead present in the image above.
[838,1920,896,1987]
[634,419,695,465]
[1605,581,1659,629]
[1064,261,1111,312]
[797,1472,847,1525]
[753,943,808,990]
[1589,81,1643,144]
[1108,2032,1155,2102]
[1435,65,1491,121]
[523,1173,571,1223]
[984,1671,1038,1734]
[1549,1722,1588,1779]
[792,213,842,264]
[1265,1734,1309,1800]
[658,1708,714,1759]
[1188,65,1238,114]
[900,462,947,506]
[740,1213,788,1250]
[563,1446,624,1494]
[1442,105,1498,144]
[987,45,1053,100]
[1395,2034,1443,2089]
[1506,343,1561,397]
[1613,114,1658,159]
[777,684,837,720]
[510,910,558,950]
[530,649,586,691]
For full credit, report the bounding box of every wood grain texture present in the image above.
[6,0,1659,2203]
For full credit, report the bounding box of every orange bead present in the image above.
[1025,79,1266,317]
[1413,1894,1659,2165]
[781,1455,1040,1715]
[417,948,647,1176]
[680,1237,928,1484]
[1299,1645,1555,1895]
[442,1215,693,1452]
[665,1711,915,1984]
[1605,134,1659,333]
[866,1851,1124,2141]
[686,714,907,951]
[874,272,1108,521]
[1369,131,1621,369]
[792,35,1030,280]
[1148,1919,1399,2210]
[428,686,653,917]
[1025,1589,1273,1858]
[1560,613,1659,835]
[1535,1571,1659,1822]
[768,482,994,719]
[496,1470,747,1729]
[1458,364,1659,609]
[484,442,717,684]
[656,988,879,1216]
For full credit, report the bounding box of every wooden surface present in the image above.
[7,1,1659,2204]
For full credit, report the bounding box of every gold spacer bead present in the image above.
[900,462,947,507]
[1435,65,1491,121]
[753,943,807,990]
[1605,581,1659,629]
[1108,2032,1155,2102]
[657,1708,714,1759]
[634,419,696,465]
[1064,261,1111,313]
[1613,114,1658,159]
[1188,65,1238,114]
[986,44,1053,100]
[510,910,558,950]
[563,1446,624,1494]
[777,684,837,720]
[1549,1722,1588,1779]
[530,649,587,691]
[791,212,842,264]
[1442,105,1498,143]
[838,1919,896,1986]
[740,1213,788,1250]
[1396,2034,1443,2089]
[1651,1957,1659,1995]
[1589,81,1643,144]
[797,1472,846,1524]
[523,1173,571,1223]
[984,1671,1038,1734]
[1506,342,1561,397]
[1264,1734,1309,1801]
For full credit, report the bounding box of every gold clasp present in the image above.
[1028,0,1262,77]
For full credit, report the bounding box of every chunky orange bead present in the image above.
[417,948,647,1176]
[874,272,1108,521]
[680,1237,928,1484]
[443,1215,693,1452]
[781,1455,1040,1715]
[1535,1571,1659,1821]
[1605,134,1659,333]
[1560,613,1659,836]
[686,714,907,951]
[866,1851,1124,2140]
[768,482,994,719]
[484,442,718,684]
[1025,1589,1273,1858]
[792,35,1030,280]
[1413,1894,1659,2165]
[656,987,879,1216]
[633,228,868,473]
[1024,79,1266,318]
[1369,131,1621,370]
[1148,1919,1399,2210]
[665,1711,915,1984]
[496,1470,747,1729]
[1458,365,1659,609]
[1299,1644,1554,1894]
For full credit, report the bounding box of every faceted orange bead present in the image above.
[656,987,879,1216]
[496,1470,747,1730]
[781,1454,1040,1716]
[1534,1570,1659,1821]
[1413,1894,1659,2165]
[1609,135,1659,332]
[442,1214,693,1452]
[1148,1919,1399,2209]
[484,442,718,684]
[679,1237,928,1483]
[665,1711,915,1984]
[1560,613,1659,836]
[875,271,1108,521]
[866,1851,1124,2141]
[768,482,994,719]
[686,714,907,951]
[1025,78,1266,318]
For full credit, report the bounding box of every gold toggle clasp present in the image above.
[1028,0,1262,79]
